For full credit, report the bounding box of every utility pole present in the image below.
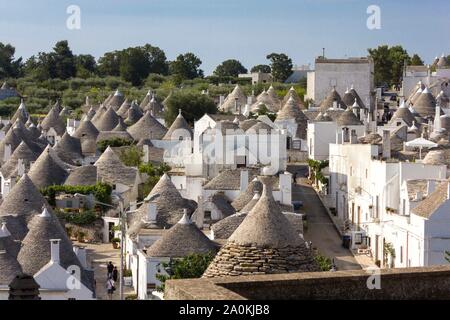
[119,199,125,300]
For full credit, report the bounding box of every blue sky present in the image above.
[1,0,449,75]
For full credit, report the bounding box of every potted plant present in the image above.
[123,269,133,286]
[111,237,121,249]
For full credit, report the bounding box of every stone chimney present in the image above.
[3,143,11,162]
[279,172,292,205]
[342,127,350,143]
[434,105,442,132]
[195,196,205,228]
[382,130,391,159]
[73,246,87,269]
[50,239,61,264]
[143,144,149,163]
[332,100,338,109]
[240,170,249,192]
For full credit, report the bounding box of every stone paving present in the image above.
[287,164,361,271]
[74,241,135,300]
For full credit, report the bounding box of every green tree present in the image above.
[250,64,271,73]
[368,45,410,87]
[75,54,96,78]
[143,44,169,76]
[164,91,217,126]
[445,251,450,263]
[0,42,22,78]
[51,40,77,79]
[169,53,203,80]
[97,51,121,76]
[266,53,293,82]
[155,252,215,292]
[213,59,247,77]
[119,47,151,86]
[409,54,424,66]
[119,145,143,166]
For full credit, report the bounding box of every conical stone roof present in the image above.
[53,132,83,164]
[145,212,217,258]
[11,100,29,124]
[220,85,247,113]
[106,89,125,109]
[282,87,304,109]
[163,110,192,140]
[40,106,65,135]
[73,118,99,140]
[17,207,83,276]
[0,141,38,179]
[94,107,120,132]
[0,174,48,219]
[128,173,197,233]
[231,178,263,211]
[125,101,143,124]
[319,87,346,111]
[116,99,131,117]
[336,107,362,126]
[389,101,416,126]
[127,111,167,140]
[203,176,318,278]
[139,90,153,109]
[413,88,438,119]
[28,146,68,189]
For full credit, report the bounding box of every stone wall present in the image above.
[166,266,450,300]
[202,242,319,278]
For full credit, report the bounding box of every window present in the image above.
[204,210,212,222]
[66,200,73,208]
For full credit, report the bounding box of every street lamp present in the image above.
[75,192,143,300]
[112,194,157,300]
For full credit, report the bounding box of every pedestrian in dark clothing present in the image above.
[112,266,118,282]
[107,261,114,279]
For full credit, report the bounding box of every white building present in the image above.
[306,57,374,109]
[328,136,448,268]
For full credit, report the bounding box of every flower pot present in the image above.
[112,242,119,249]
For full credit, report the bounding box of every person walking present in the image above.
[107,261,114,279]
[106,277,115,300]
[112,266,118,282]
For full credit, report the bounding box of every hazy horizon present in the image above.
[1,0,449,75]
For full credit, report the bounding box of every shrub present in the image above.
[41,183,113,207]
[97,138,134,152]
[155,252,215,292]
[314,253,333,271]
[56,210,98,226]
[119,145,143,166]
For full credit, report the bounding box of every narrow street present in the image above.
[288,164,361,271]
[77,242,135,300]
